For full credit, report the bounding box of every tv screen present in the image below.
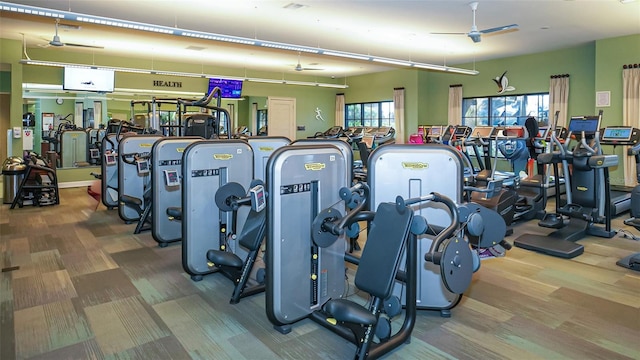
[63,67,115,93]
[207,78,243,99]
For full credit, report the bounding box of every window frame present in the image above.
[462,92,549,128]
[345,100,395,128]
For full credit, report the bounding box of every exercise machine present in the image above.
[117,134,163,223]
[246,136,291,182]
[368,143,498,314]
[619,138,640,271]
[181,140,254,281]
[514,112,618,258]
[265,144,481,358]
[100,120,146,209]
[307,125,345,139]
[598,126,640,216]
[205,181,268,303]
[59,128,89,167]
[292,138,355,184]
[151,137,203,246]
[265,144,349,333]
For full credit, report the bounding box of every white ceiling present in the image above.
[1,0,639,79]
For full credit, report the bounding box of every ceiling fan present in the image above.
[42,19,104,49]
[432,1,518,43]
[293,52,323,72]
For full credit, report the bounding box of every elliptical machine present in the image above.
[514,111,618,258]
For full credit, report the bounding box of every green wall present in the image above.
[0,70,10,92]
[344,69,420,138]
[423,43,597,127]
[3,33,639,183]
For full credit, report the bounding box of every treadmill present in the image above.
[599,126,640,216]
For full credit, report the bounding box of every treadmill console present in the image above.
[427,125,444,138]
[454,126,472,139]
[469,126,496,139]
[600,126,640,146]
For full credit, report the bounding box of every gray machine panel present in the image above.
[101,133,120,208]
[60,130,88,167]
[246,136,290,182]
[266,145,349,326]
[117,134,163,222]
[182,140,254,277]
[151,137,202,244]
[291,138,354,181]
[369,144,464,310]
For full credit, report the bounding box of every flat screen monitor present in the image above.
[207,78,243,98]
[602,127,632,141]
[63,67,115,93]
[568,117,600,133]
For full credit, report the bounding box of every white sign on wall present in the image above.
[22,128,33,150]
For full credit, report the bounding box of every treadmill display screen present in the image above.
[429,126,442,136]
[602,127,632,141]
[471,126,494,138]
[568,118,599,133]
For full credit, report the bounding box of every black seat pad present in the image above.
[324,299,376,325]
[206,250,243,268]
[120,195,142,206]
[166,207,182,220]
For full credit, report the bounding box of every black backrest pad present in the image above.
[355,202,413,299]
[238,209,267,251]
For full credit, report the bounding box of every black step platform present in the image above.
[514,218,588,259]
[514,234,584,259]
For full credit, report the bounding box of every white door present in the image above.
[267,97,296,140]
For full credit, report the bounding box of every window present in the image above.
[345,101,394,128]
[257,109,267,132]
[462,93,549,127]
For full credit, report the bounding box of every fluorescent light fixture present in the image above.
[20,59,349,88]
[412,63,479,75]
[321,51,371,61]
[23,83,63,90]
[1,1,479,76]
[372,58,412,66]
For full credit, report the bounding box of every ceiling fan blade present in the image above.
[65,42,105,49]
[430,32,466,35]
[480,24,518,34]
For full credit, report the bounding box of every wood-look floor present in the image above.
[1,187,639,360]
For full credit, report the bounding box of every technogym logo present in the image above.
[401,162,429,170]
[304,163,326,171]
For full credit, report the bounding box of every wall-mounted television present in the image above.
[207,78,243,99]
[63,67,115,93]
